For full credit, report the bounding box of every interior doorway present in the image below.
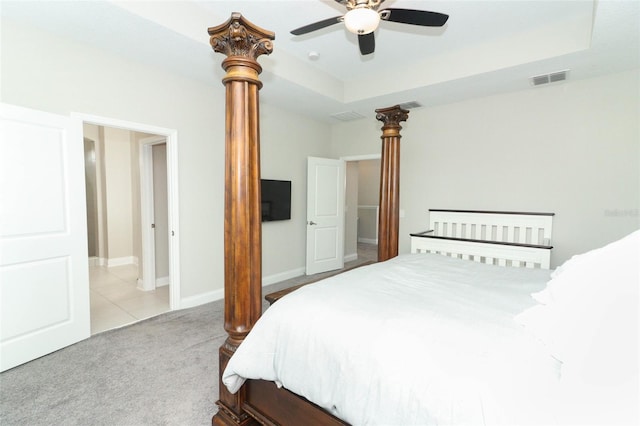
[78,115,180,334]
[342,155,381,263]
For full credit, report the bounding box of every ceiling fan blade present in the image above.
[291,16,343,35]
[380,8,449,27]
[358,32,375,55]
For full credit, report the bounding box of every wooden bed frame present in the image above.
[208,14,553,426]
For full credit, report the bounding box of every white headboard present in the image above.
[411,209,554,269]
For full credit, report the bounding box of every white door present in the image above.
[139,136,170,291]
[0,103,90,371]
[152,143,170,287]
[306,157,345,275]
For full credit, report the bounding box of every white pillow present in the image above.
[517,230,639,362]
[516,230,639,424]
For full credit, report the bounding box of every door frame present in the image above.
[71,113,181,311]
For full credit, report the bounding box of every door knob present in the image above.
[308,221,317,225]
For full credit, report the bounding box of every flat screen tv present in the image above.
[261,179,291,222]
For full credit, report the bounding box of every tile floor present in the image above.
[89,263,170,335]
[89,244,376,335]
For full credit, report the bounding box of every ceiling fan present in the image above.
[290,0,449,55]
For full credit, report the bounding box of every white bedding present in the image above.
[222,253,560,425]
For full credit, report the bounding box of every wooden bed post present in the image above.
[376,105,409,262]
[208,14,274,426]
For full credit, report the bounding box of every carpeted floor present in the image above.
[1,299,225,426]
[0,245,377,426]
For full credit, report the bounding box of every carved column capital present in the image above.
[375,105,409,129]
[208,12,275,61]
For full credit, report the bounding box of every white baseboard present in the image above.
[176,265,329,311]
[180,288,224,309]
[107,256,138,268]
[358,237,378,245]
[89,257,108,266]
[177,266,309,310]
[136,278,148,291]
[137,276,170,291]
[156,276,170,287]
[262,267,306,286]
[344,253,358,262]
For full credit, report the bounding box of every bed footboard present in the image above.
[244,380,348,426]
[411,210,554,268]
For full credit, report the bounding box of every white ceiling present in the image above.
[2,0,639,122]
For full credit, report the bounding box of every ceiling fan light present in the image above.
[344,8,380,35]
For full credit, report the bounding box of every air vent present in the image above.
[330,111,365,121]
[530,70,569,86]
[398,101,423,109]
[532,75,550,86]
[549,70,568,83]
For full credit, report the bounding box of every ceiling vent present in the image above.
[398,101,423,109]
[530,70,570,86]
[330,111,366,121]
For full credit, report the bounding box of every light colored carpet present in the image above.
[0,244,377,425]
[1,300,225,426]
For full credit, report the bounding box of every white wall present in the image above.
[3,16,637,299]
[129,132,144,274]
[83,124,109,262]
[1,18,218,301]
[102,127,134,263]
[259,105,333,280]
[331,70,640,267]
[1,18,332,304]
[83,137,99,258]
[357,159,381,206]
[356,159,380,243]
[344,162,359,259]
[83,125,143,269]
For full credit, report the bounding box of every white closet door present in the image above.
[1,103,90,371]
[306,156,345,275]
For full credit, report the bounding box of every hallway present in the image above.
[89,264,169,334]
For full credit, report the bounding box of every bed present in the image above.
[221,214,638,425]
[208,13,638,426]
[219,222,638,426]
[220,210,558,425]
[224,250,557,425]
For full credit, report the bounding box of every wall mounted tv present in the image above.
[261,179,291,222]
